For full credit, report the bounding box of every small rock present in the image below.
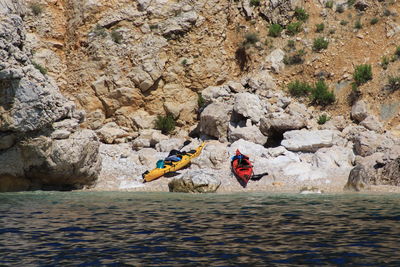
[299,186,323,194]
[168,169,221,193]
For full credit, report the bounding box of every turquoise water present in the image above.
[1,192,400,266]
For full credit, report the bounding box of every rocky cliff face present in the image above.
[1,0,399,192]
[0,0,101,192]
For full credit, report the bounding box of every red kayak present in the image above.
[231,149,254,187]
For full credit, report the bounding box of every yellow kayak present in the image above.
[142,142,206,182]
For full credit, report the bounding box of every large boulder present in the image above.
[233,92,264,123]
[199,102,233,141]
[17,130,101,190]
[243,70,276,92]
[160,10,198,39]
[265,49,285,73]
[359,115,383,133]
[96,122,131,144]
[344,165,372,191]
[351,100,368,123]
[259,0,300,26]
[168,169,221,193]
[228,124,268,145]
[281,129,342,152]
[191,142,229,169]
[312,146,355,177]
[201,85,231,103]
[155,138,185,152]
[131,109,156,131]
[138,148,158,167]
[129,58,165,92]
[352,131,397,157]
[260,113,306,134]
[228,139,269,158]
[374,157,400,186]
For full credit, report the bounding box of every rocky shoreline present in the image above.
[1,0,399,193]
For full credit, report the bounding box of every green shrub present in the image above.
[294,7,309,21]
[32,61,47,75]
[250,0,260,7]
[336,4,345,13]
[287,80,312,97]
[244,33,259,45]
[149,24,159,30]
[92,24,107,37]
[381,56,389,70]
[198,93,206,108]
[311,80,335,106]
[354,20,362,29]
[181,59,188,67]
[268,24,283,37]
[313,37,329,52]
[283,49,306,65]
[340,20,348,26]
[317,114,331,125]
[395,46,400,57]
[347,0,356,7]
[287,40,296,49]
[383,9,391,17]
[315,23,325,33]
[286,22,302,36]
[111,30,123,44]
[348,83,361,105]
[155,114,175,134]
[329,29,335,35]
[325,1,334,9]
[353,64,372,86]
[387,76,400,91]
[30,3,43,16]
[370,18,379,25]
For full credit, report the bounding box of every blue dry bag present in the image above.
[156,160,165,168]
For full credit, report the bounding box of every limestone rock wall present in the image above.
[0,0,101,192]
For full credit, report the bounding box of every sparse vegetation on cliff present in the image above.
[286,22,302,36]
[111,30,123,44]
[294,7,309,22]
[315,23,325,33]
[395,46,400,57]
[288,79,335,106]
[284,49,305,65]
[32,61,47,75]
[288,80,312,97]
[197,93,206,109]
[325,1,333,9]
[155,115,176,134]
[387,76,400,91]
[317,114,330,125]
[29,2,43,16]
[250,0,260,7]
[353,64,372,86]
[354,20,363,30]
[381,56,389,70]
[370,18,379,25]
[311,80,335,106]
[313,37,329,52]
[243,33,259,46]
[91,25,107,38]
[268,24,283,37]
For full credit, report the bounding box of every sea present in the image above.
[1,192,400,266]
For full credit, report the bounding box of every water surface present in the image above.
[1,192,400,265]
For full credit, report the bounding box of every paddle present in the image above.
[179,140,192,151]
[251,172,269,181]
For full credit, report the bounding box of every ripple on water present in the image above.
[1,192,400,265]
